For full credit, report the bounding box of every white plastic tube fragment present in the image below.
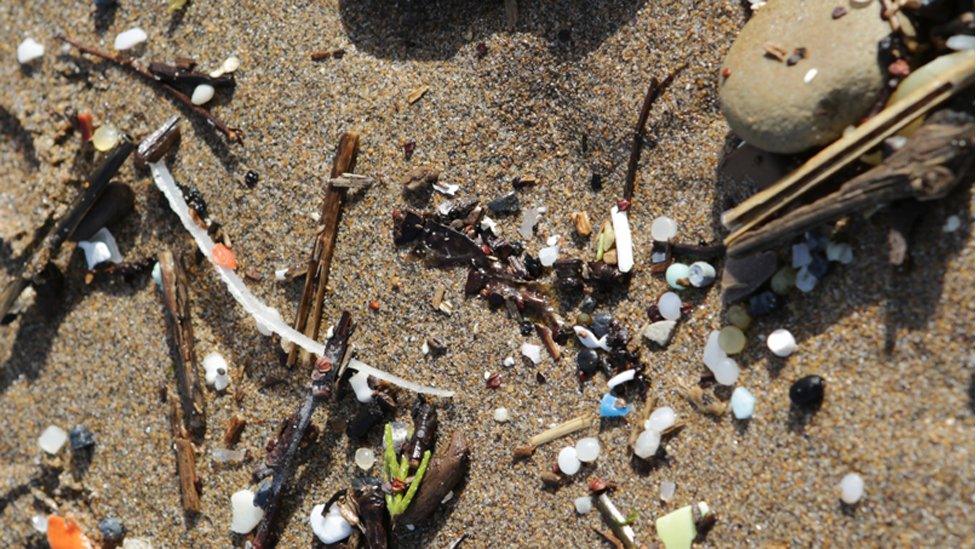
[148,160,454,399]
[610,206,633,273]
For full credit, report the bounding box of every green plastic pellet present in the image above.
[718,326,746,355]
[726,304,752,331]
[771,266,795,295]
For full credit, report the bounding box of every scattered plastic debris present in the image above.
[599,393,632,418]
[38,425,68,454]
[203,352,231,391]
[633,428,660,458]
[521,343,542,364]
[610,206,634,273]
[31,514,48,534]
[644,406,676,433]
[658,292,682,321]
[766,329,797,357]
[114,27,147,51]
[655,502,712,549]
[718,326,746,355]
[349,370,373,403]
[825,241,853,263]
[942,215,961,233]
[69,425,96,451]
[660,480,676,502]
[574,437,601,462]
[703,331,739,386]
[92,124,122,152]
[839,473,864,504]
[687,261,716,288]
[795,267,818,292]
[17,38,44,64]
[518,206,544,239]
[77,228,123,269]
[792,242,812,268]
[493,407,510,423]
[642,320,676,347]
[651,216,678,242]
[803,68,818,83]
[946,34,975,51]
[574,496,593,514]
[355,447,376,470]
[574,325,611,351]
[607,369,636,389]
[230,489,264,534]
[211,447,247,464]
[730,387,755,419]
[209,55,241,78]
[539,244,559,267]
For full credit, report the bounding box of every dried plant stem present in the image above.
[514,414,597,457]
[622,64,685,202]
[167,394,202,514]
[287,133,360,368]
[158,250,207,440]
[594,493,637,549]
[57,35,243,143]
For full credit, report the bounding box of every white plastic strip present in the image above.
[610,206,633,273]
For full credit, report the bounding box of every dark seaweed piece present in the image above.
[553,258,584,294]
[353,477,391,549]
[402,397,438,469]
[147,61,236,89]
[585,261,628,288]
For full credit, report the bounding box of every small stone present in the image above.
[767,328,797,357]
[718,326,746,355]
[803,68,818,83]
[151,262,163,287]
[230,489,264,534]
[310,503,352,544]
[571,211,592,236]
[17,38,44,64]
[658,292,682,321]
[493,407,510,423]
[839,473,864,504]
[212,448,247,463]
[98,517,125,543]
[730,387,756,419]
[390,421,409,453]
[521,343,542,364]
[575,437,601,462]
[665,263,690,290]
[831,6,847,18]
[687,261,716,288]
[354,447,376,470]
[641,320,677,347]
[651,216,678,242]
[770,266,795,295]
[574,496,593,514]
[644,406,676,433]
[92,125,121,152]
[69,425,96,451]
[943,215,961,233]
[114,27,148,51]
[712,357,740,386]
[191,84,216,106]
[488,192,520,215]
[557,446,581,475]
[792,243,812,268]
[203,352,231,391]
[790,374,825,410]
[122,538,153,549]
[633,429,660,459]
[38,425,68,454]
[576,349,601,376]
[244,170,260,188]
[660,480,676,502]
[727,304,752,330]
[748,290,781,316]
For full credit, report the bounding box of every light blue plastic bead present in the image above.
[665,263,690,290]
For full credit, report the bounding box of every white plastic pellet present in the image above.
[230,489,264,534]
[702,330,726,370]
[191,84,215,105]
[31,514,48,533]
[712,357,740,386]
[804,68,818,83]
[203,352,231,391]
[493,407,510,423]
[795,267,818,293]
[17,38,44,64]
[650,216,678,242]
[557,446,581,475]
[766,329,797,357]
[947,34,975,51]
[943,215,961,233]
[574,496,593,514]
[114,27,147,51]
[658,292,682,321]
[349,370,373,403]
[644,406,676,434]
[839,473,864,504]
[633,429,661,459]
[38,425,68,454]
[688,261,716,288]
[503,356,515,367]
[659,480,676,502]
[574,437,601,462]
[730,387,756,419]
[354,447,376,470]
[310,503,352,544]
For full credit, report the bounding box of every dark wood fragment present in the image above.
[168,395,202,514]
[398,431,470,525]
[287,133,360,369]
[622,64,685,202]
[158,250,207,440]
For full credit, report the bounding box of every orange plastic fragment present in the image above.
[212,243,238,270]
[47,515,93,549]
[76,112,94,142]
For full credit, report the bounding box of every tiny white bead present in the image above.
[839,473,864,504]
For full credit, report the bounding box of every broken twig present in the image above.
[168,394,202,514]
[622,64,685,202]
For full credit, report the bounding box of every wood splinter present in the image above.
[287,133,361,369]
[168,393,202,514]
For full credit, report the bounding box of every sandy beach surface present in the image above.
[1,1,973,547]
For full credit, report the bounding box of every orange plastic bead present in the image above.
[212,243,238,270]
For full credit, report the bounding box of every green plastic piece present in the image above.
[655,502,709,549]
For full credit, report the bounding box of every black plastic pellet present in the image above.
[790,375,825,410]
[244,170,259,188]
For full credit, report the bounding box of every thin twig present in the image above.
[622,64,685,202]
[251,312,354,549]
[0,140,133,318]
[514,414,597,457]
[593,493,637,549]
[287,133,360,368]
[57,35,243,144]
[158,249,207,440]
[168,393,202,514]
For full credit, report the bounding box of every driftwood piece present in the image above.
[398,431,470,525]
[728,112,974,257]
[287,133,360,369]
[168,395,202,514]
[158,250,207,440]
[0,140,133,318]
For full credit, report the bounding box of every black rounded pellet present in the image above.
[519,321,534,336]
[576,348,600,376]
[244,170,259,187]
[790,375,825,410]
